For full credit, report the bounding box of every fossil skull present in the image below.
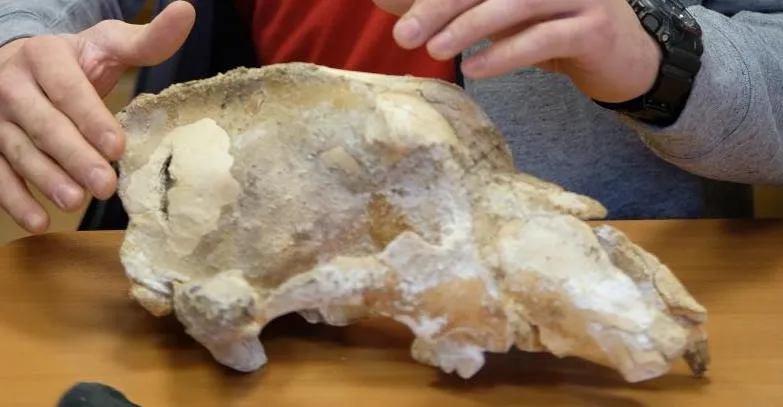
[116,62,709,383]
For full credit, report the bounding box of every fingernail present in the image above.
[89,166,112,193]
[24,212,46,232]
[98,132,116,155]
[54,184,83,210]
[462,55,486,74]
[395,16,422,46]
[428,31,454,58]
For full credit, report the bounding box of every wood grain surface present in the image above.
[1,219,782,407]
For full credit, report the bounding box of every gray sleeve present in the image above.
[0,0,146,47]
[632,7,783,185]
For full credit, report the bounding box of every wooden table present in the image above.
[1,219,782,407]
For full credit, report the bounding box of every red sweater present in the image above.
[236,0,456,82]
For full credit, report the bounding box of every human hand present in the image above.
[373,0,662,103]
[0,1,194,234]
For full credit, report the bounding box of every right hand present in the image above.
[0,1,195,234]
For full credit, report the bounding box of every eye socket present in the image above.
[160,152,176,220]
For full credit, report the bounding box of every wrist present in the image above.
[595,0,703,127]
[631,31,664,102]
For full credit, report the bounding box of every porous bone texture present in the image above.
[116,62,710,383]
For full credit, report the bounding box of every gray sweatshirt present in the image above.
[1,0,782,219]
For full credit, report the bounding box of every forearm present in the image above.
[0,0,141,47]
[633,7,783,185]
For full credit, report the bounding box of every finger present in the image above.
[25,36,124,161]
[0,120,85,212]
[0,156,49,234]
[426,0,581,60]
[83,0,196,67]
[461,16,586,78]
[373,0,414,15]
[393,0,481,49]
[0,75,117,200]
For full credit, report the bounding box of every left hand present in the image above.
[373,0,663,103]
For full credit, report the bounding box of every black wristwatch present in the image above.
[595,0,704,126]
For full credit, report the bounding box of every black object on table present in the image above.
[56,382,140,407]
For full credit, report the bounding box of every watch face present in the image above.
[661,0,687,13]
[659,0,701,34]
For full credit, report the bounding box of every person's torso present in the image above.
[226,0,751,219]
[244,0,456,81]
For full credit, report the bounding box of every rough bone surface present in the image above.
[116,62,710,383]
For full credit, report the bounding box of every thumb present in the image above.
[82,0,196,67]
